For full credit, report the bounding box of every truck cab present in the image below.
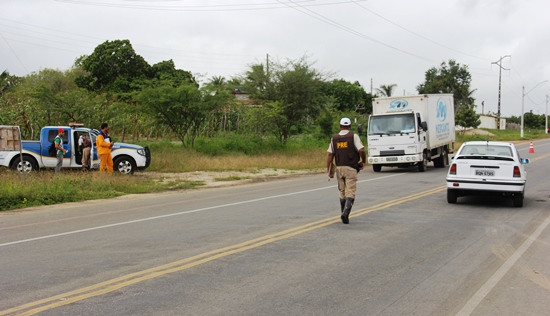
[368,111,428,171]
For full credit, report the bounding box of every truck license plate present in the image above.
[476,170,494,176]
[386,157,398,162]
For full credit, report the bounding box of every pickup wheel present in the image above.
[447,189,457,204]
[114,156,136,174]
[372,164,382,172]
[418,152,427,172]
[12,156,38,173]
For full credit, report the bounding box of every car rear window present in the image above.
[460,145,512,156]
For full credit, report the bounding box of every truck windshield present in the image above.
[368,113,416,135]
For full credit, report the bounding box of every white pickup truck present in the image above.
[0,124,150,174]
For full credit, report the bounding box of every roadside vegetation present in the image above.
[2,40,549,211]
[2,128,548,211]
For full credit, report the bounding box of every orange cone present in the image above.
[529,142,535,154]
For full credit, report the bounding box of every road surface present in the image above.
[1,140,549,315]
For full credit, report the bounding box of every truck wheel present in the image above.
[372,164,382,172]
[512,193,524,207]
[434,155,444,168]
[12,156,38,173]
[114,156,136,174]
[418,153,427,172]
[434,148,447,168]
[447,189,457,204]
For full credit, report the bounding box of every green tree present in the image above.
[137,81,230,147]
[0,70,22,94]
[375,83,397,97]
[455,103,481,134]
[322,79,370,113]
[151,59,196,86]
[417,60,475,111]
[243,57,326,144]
[75,39,151,93]
[523,110,545,129]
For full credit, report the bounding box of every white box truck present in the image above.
[366,94,455,172]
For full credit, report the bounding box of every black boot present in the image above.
[340,199,346,214]
[341,197,355,224]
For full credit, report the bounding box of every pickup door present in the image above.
[41,129,71,168]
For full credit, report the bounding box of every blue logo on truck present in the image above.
[389,100,408,109]
[436,98,447,122]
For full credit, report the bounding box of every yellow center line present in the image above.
[2,185,447,316]
[529,152,550,163]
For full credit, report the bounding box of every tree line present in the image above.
[1,39,513,145]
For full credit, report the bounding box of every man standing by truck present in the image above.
[54,128,67,173]
[327,118,366,224]
[96,123,114,174]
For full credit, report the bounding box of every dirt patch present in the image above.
[462,129,495,136]
[140,168,322,189]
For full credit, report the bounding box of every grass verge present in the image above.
[0,169,205,211]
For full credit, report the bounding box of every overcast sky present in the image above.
[1,0,549,118]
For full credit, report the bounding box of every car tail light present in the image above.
[513,166,521,178]
[449,164,457,175]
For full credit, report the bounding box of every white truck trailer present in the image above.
[367,94,455,172]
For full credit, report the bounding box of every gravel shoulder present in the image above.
[139,168,324,189]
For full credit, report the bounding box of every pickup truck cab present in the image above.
[0,124,150,174]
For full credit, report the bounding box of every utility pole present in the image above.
[266,53,269,77]
[546,95,549,134]
[491,55,510,129]
[370,78,373,96]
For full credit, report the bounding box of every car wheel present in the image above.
[372,164,382,172]
[447,189,457,204]
[418,153,427,172]
[12,156,38,173]
[512,193,524,207]
[114,156,136,174]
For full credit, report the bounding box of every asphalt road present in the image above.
[1,140,550,316]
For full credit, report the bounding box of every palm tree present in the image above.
[375,84,397,97]
[208,75,226,87]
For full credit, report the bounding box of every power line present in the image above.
[351,1,491,62]
[277,0,438,64]
[0,32,28,73]
[54,0,368,11]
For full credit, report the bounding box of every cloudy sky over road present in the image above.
[1,0,549,117]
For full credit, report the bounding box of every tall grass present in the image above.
[456,128,550,142]
[137,133,328,172]
[0,169,203,211]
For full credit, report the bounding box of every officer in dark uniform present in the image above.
[327,118,366,224]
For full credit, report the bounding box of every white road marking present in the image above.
[0,173,405,247]
[456,213,550,316]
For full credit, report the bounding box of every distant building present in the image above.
[479,113,506,130]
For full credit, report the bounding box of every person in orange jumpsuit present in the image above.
[96,123,114,173]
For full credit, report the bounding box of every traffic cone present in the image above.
[529,142,535,154]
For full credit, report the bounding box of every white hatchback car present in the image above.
[446,141,529,207]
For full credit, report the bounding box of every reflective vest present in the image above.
[331,132,359,167]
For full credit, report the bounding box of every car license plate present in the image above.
[476,170,494,176]
[386,157,398,162]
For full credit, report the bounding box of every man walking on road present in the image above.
[96,123,114,174]
[327,118,366,224]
